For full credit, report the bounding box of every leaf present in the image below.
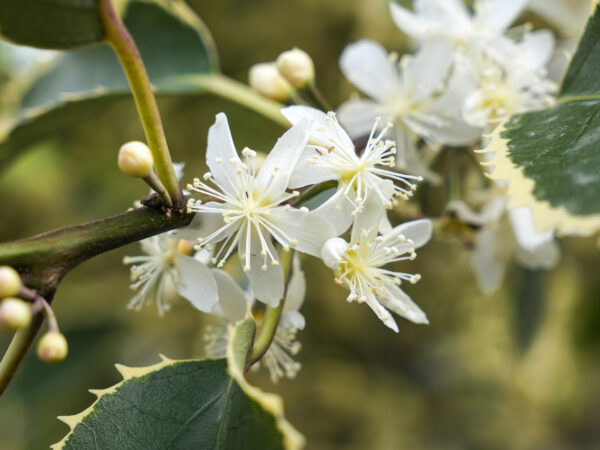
[0,0,219,170]
[52,355,304,450]
[480,5,600,236]
[0,0,104,49]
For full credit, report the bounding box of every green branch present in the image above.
[98,0,182,207]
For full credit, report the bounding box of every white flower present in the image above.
[337,40,480,180]
[123,233,218,316]
[449,198,560,294]
[204,253,307,383]
[186,113,336,306]
[462,31,556,128]
[321,198,433,331]
[282,105,422,234]
[389,0,529,53]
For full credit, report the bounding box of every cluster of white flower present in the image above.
[122,0,569,381]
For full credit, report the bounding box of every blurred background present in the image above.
[1,0,600,448]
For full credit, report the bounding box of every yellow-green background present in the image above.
[1,0,600,448]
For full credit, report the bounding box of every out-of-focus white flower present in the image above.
[389,0,529,55]
[463,30,556,128]
[321,197,432,331]
[123,233,218,316]
[187,113,336,306]
[337,40,480,180]
[449,198,560,294]
[204,253,307,383]
[529,0,591,38]
[282,105,422,234]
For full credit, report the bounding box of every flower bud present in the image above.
[249,63,293,101]
[0,266,22,298]
[37,331,68,363]
[118,141,154,177]
[276,48,314,88]
[0,298,31,333]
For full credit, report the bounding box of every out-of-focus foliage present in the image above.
[0,1,599,449]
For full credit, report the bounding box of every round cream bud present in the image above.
[0,297,31,333]
[37,331,68,364]
[118,141,154,177]
[0,266,22,298]
[276,48,314,88]
[249,63,293,101]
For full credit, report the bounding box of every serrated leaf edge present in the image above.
[479,122,600,236]
[50,353,177,450]
[226,320,306,450]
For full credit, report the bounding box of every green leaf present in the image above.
[52,356,304,450]
[482,5,600,236]
[0,0,104,49]
[0,0,219,170]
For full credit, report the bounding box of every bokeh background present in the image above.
[1,0,600,448]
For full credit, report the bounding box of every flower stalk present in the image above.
[98,0,182,207]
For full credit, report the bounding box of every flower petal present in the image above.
[255,118,311,198]
[340,40,400,102]
[284,253,306,314]
[392,219,433,249]
[402,41,455,97]
[206,113,243,197]
[380,282,429,324]
[389,1,433,39]
[280,310,306,331]
[364,296,399,332]
[173,207,226,241]
[471,228,506,294]
[476,0,528,32]
[210,268,248,322]
[321,237,349,269]
[267,207,337,256]
[313,190,355,236]
[175,254,218,312]
[337,99,382,139]
[239,225,284,306]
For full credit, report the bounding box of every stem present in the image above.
[170,74,289,128]
[98,0,182,207]
[143,172,171,207]
[0,313,44,395]
[246,250,293,370]
[305,82,331,111]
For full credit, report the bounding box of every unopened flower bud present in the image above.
[118,141,154,177]
[249,63,293,101]
[0,298,31,333]
[0,266,22,298]
[37,331,68,363]
[276,48,314,88]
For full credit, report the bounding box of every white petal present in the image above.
[517,30,556,72]
[364,296,399,332]
[471,229,506,294]
[337,99,382,139]
[280,310,306,330]
[206,113,243,197]
[414,0,472,35]
[340,40,400,102]
[350,189,388,243]
[389,2,433,39]
[268,207,337,256]
[239,226,284,307]
[255,118,310,197]
[175,254,218,312]
[173,209,225,241]
[288,146,340,189]
[284,253,306,314]
[321,237,348,269]
[381,282,429,324]
[313,190,355,236]
[508,207,552,252]
[475,0,528,32]
[402,41,455,97]
[392,219,433,249]
[210,268,248,322]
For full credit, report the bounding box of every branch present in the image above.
[0,205,193,394]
